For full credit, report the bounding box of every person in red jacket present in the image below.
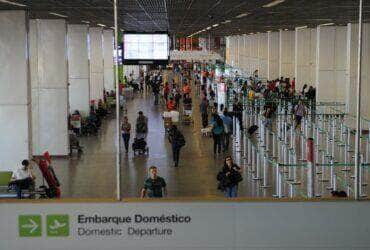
[167,97,176,111]
[163,82,170,102]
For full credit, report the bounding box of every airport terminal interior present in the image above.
[1,0,370,201]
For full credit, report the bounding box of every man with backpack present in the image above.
[168,125,185,167]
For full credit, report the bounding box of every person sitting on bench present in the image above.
[9,160,36,199]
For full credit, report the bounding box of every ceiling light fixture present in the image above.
[97,24,106,27]
[206,26,212,30]
[49,12,68,18]
[223,20,232,24]
[320,22,334,26]
[0,0,26,7]
[235,12,249,18]
[284,28,288,31]
[212,24,219,27]
[262,0,285,8]
[81,20,90,24]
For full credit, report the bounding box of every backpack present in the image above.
[176,131,186,147]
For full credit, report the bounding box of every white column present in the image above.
[279,30,295,78]
[0,11,31,171]
[295,28,317,92]
[103,29,114,91]
[267,31,280,80]
[250,34,259,74]
[29,19,69,156]
[316,26,347,103]
[347,23,370,119]
[226,36,231,65]
[258,33,268,79]
[67,24,90,116]
[238,35,245,72]
[245,35,251,75]
[235,36,241,68]
[89,27,104,103]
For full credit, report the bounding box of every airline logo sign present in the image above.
[18,215,69,237]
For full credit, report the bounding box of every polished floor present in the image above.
[33,72,370,199]
[34,78,261,199]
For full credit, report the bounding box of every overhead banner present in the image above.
[0,201,370,249]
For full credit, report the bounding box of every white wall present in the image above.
[67,24,90,116]
[244,35,252,75]
[103,29,114,92]
[89,27,104,103]
[0,11,31,171]
[295,28,317,92]
[258,33,268,79]
[316,26,347,103]
[250,34,259,74]
[267,32,280,80]
[279,30,295,78]
[30,19,69,156]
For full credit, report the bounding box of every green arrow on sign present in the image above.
[19,215,42,237]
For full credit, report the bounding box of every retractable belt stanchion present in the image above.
[306,138,316,198]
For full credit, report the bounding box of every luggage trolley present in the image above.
[182,103,194,125]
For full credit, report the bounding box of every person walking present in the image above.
[294,100,306,129]
[220,110,232,152]
[121,116,131,153]
[200,97,208,128]
[135,111,148,139]
[212,114,224,155]
[168,125,186,167]
[152,81,160,105]
[217,156,243,198]
[140,166,167,198]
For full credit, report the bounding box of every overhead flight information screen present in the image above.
[123,33,169,64]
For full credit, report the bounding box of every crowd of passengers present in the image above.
[6,64,319,200]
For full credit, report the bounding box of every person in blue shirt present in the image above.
[212,114,224,155]
[220,110,233,152]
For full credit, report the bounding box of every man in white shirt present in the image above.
[10,160,36,198]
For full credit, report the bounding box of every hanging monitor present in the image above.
[123,32,169,65]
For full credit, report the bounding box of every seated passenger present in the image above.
[9,160,36,199]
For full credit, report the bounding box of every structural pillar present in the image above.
[67,24,90,116]
[250,34,259,74]
[89,27,104,103]
[0,11,31,171]
[315,26,347,103]
[244,35,251,75]
[295,27,316,92]
[103,29,115,92]
[279,30,295,78]
[267,31,280,80]
[29,19,69,155]
[347,23,370,119]
[258,33,268,79]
